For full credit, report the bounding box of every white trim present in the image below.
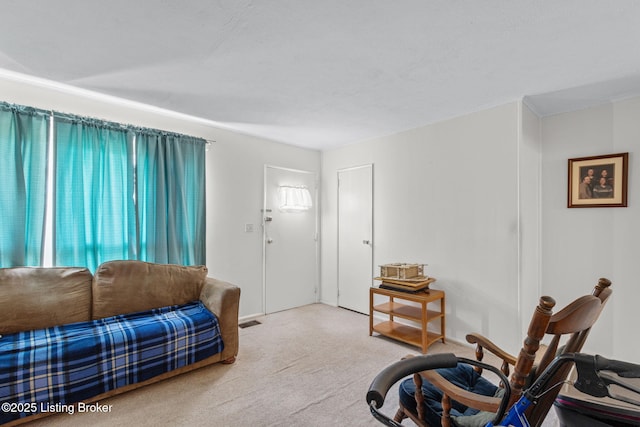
[239,313,264,323]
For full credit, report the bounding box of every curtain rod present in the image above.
[50,109,215,144]
[4,100,219,146]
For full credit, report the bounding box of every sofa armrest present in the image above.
[200,277,241,362]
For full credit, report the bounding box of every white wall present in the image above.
[321,98,635,361]
[0,73,320,319]
[321,103,528,351]
[541,97,640,361]
[4,71,635,360]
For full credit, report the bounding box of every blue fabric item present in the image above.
[0,301,223,424]
[399,363,499,427]
[135,131,206,265]
[54,115,136,272]
[0,103,49,267]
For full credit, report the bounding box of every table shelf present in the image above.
[372,321,444,350]
[369,285,445,353]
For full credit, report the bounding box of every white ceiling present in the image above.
[2,1,640,150]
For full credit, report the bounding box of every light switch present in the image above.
[244,223,254,233]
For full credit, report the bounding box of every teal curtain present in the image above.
[2,100,205,271]
[0,103,49,267]
[54,115,135,271]
[136,131,206,265]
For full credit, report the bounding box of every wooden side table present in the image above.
[369,284,445,353]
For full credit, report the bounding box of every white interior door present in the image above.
[263,166,318,314]
[338,164,373,314]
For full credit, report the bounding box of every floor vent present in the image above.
[238,320,262,329]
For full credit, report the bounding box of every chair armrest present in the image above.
[200,277,241,360]
[421,370,502,413]
[466,333,517,366]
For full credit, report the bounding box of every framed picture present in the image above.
[568,152,628,208]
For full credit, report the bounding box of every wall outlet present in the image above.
[244,223,254,233]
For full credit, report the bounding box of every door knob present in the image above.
[363,240,371,245]
[267,238,274,244]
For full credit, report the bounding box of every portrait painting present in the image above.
[568,152,628,208]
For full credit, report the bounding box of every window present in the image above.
[0,101,206,271]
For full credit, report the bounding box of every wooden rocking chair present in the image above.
[394,278,612,427]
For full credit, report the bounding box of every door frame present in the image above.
[262,164,319,314]
[337,163,374,312]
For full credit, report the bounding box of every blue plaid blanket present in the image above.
[0,301,223,423]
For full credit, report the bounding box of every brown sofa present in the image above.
[0,260,240,426]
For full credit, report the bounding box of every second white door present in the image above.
[338,164,373,314]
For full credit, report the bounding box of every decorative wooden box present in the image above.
[379,263,424,280]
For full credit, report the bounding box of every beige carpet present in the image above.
[26,303,557,426]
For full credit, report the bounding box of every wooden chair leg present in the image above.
[442,393,452,427]
[394,406,407,422]
[414,373,425,421]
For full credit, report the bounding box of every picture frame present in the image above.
[568,152,628,208]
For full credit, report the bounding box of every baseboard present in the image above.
[239,313,263,324]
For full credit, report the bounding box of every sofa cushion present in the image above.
[0,267,92,334]
[92,260,208,319]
